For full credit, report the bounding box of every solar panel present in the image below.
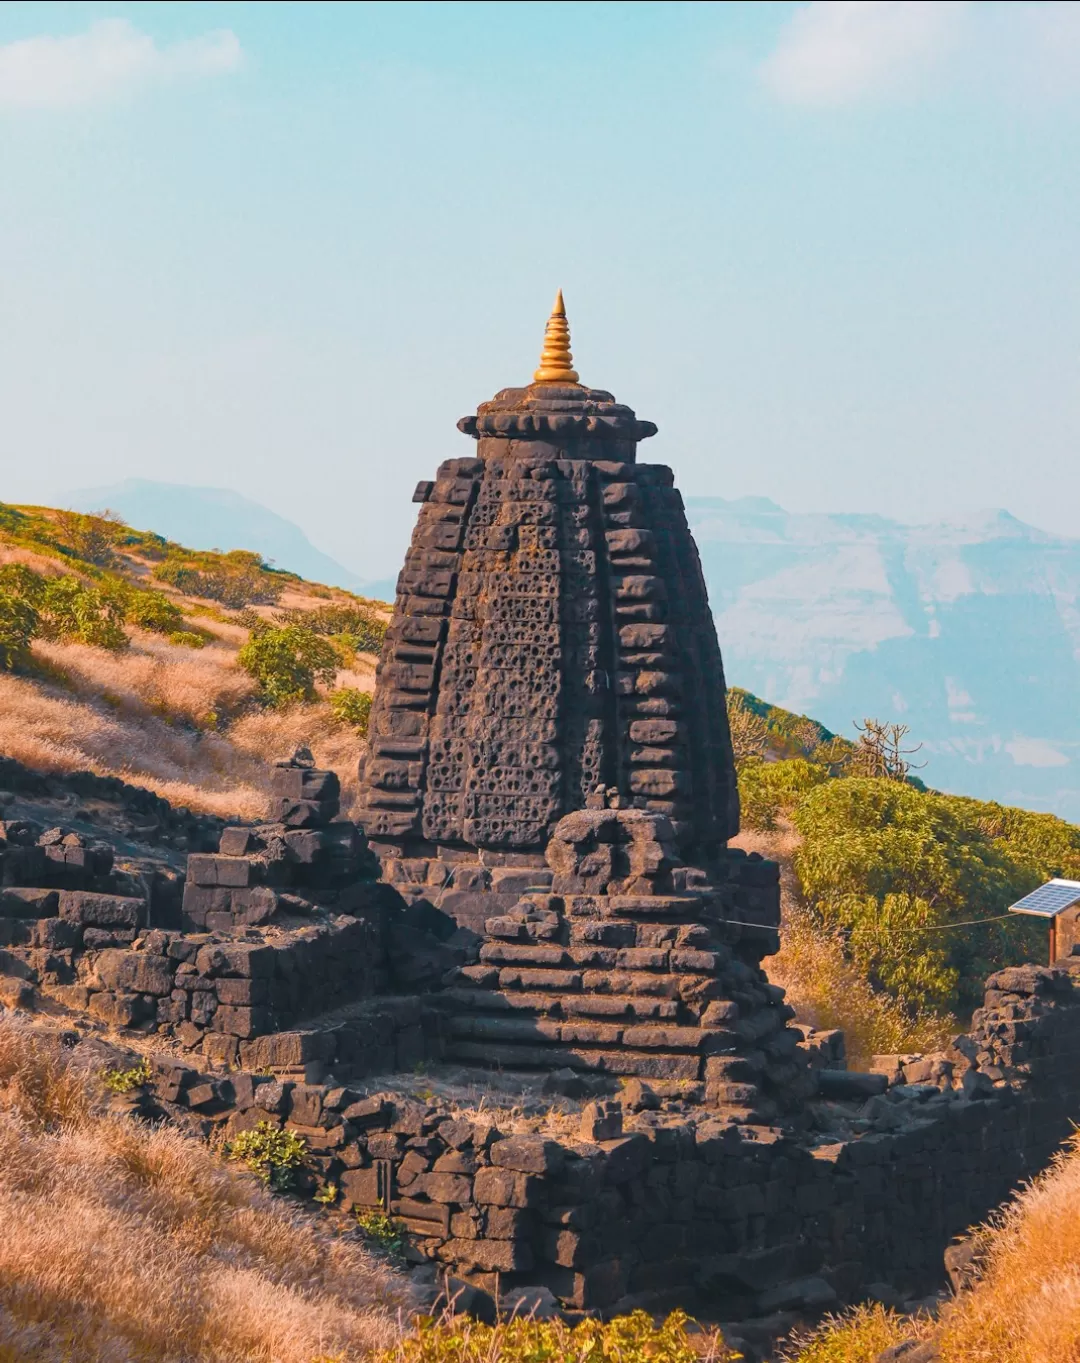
[1008,879,1080,918]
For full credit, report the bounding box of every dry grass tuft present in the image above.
[933,1134,1080,1363]
[781,1302,933,1363]
[734,824,955,1068]
[0,1018,415,1362]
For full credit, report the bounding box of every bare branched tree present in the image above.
[848,718,925,782]
[54,508,127,568]
[788,716,823,757]
[727,692,770,767]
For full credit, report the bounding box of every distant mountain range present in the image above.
[685,497,1080,822]
[64,480,368,594]
[59,479,1080,821]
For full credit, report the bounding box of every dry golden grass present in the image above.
[734,823,954,1069]
[0,1019,415,1362]
[0,669,269,819]
[782,1303,933,1363]
[933,1135,1080,1363]
[0,663,368,822]
[32,634,255,729]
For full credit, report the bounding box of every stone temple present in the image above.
[356,293,802,1119]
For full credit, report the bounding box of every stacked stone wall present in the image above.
[95,960,1080,1324]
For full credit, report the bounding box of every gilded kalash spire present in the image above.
[532,288,580,385]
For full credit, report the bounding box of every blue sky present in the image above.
[1,1,1078,577]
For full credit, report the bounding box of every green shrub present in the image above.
[382,1310,738,1363]
[153,549,283,608]
[794,778,1043,1014]
[237,625,340,707]
[738,758,830,830]
[117,585,186,635]
[167,629,206,649]
[0,591,39,670]
[275,604,387,656]
[0,563,46,605]
[329,687,373,735]
[225,1121,307,1190]
[101,1058,152,1094]
[38,576,128,650]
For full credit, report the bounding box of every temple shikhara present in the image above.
[354,292,800,1114]
[358,291,737,863]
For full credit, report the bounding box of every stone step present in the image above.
[440,987,683,1022]
[444,1039,703,1081]
[448,1013,737,1053]
[477,941,693,972]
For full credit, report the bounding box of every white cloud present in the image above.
[1005,738,1070,769]
[760,1,967,105]
[0,18,242,109]
[760,1,1080,107]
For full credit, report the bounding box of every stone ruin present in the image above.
[3,298,1080,1346]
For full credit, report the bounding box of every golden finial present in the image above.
[532,288,580,385]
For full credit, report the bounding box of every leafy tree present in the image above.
[154,548,284,608]
[237,625,339,707]
[53,509,126,567]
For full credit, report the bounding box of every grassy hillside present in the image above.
[0,504,389,820]
[0,1018,414,1362]
[730,689,1077,1065]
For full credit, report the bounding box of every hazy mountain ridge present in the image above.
[686,497,1080,820]
[64,479,366,593]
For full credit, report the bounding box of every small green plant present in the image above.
[101,1058,152,1094]
[167,629,206,649]
[313,1182,339,1206]
[225,1121,307,1190]
[329,686,373,735]
[238,625,340,708]
[113,584,187,635]
[382,1309,740,1363]
[355,1209,405,1255]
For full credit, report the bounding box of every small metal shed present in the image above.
[1008,878,1080,963]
